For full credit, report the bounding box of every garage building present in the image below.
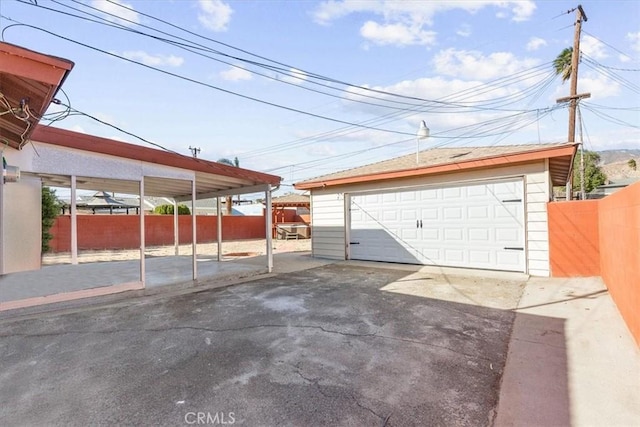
[295,143,577,277]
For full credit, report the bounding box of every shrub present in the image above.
[154,204,191,215]
[42,187,60,253]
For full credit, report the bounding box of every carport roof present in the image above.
[0,42,74,150]
[271,193,310,207]
[29,125,281,200]
[295,143,577,190]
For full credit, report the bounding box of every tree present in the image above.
[154,204,190,215]
[553,47,573,83]
[573,150,607,194]
[217,156,240,215]
[41,187,60,253]
[628,159,637,171]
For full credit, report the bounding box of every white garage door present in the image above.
[349,178,525,272]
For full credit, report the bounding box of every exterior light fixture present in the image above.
[416,120,430,164]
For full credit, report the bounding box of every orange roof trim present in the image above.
[295,144,577,190]
[31,126,281,186]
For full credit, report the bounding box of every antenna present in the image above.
[188,146,201,158]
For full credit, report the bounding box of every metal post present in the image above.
[216,197,222,262]
[173,198,179,256]
[265,186,273,273]
[139,177,145,286]
[0,151,4,275]
[70,175,78,265]
[192,179,197,280]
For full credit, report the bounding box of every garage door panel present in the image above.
[444,207,463,220]
[469,228,489,241]
[444,249,465,263]
[349,178,525,272]
[469,250,491,264]
[468,205,489,219]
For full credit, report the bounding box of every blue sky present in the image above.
[1,0,638,191]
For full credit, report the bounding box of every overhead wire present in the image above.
[8,0,565,161]
[2,0,593,181]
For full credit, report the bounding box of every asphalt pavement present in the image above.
[0,264,525,426]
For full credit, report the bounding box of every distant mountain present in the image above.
[597,149,640,165]
[596,149,640,182]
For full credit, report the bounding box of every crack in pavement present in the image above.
[0,323,492,361]
[292,365,389,424]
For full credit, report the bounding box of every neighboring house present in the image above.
[588,178,640,199]
[295,143,577,277]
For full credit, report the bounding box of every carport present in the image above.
[0,41,281,310]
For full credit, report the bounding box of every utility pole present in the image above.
[567,5,587,144]
[556,4,590,200]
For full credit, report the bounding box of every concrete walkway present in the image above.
[495,276,640,426]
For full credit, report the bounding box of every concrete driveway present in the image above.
[0,264,527,426]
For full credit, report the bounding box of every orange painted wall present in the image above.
[598,182,640,346]
[49,215,267,252]
[548,200,601,277]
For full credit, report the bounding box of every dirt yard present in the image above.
[43,238,311,265]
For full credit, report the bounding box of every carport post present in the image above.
[70,175,78,265]
[265,186,273,273]
[216,197,222,262]
[139,178,145,286]
[173,198,179,256]
[191,179,197,280]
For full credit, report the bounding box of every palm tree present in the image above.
[554,47,573,83]
[217,156,240,215]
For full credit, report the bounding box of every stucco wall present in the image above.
[548,200,601,277]
[49,215,267,252]
[309,161,552,275]
[599,182,640,346]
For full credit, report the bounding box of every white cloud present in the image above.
[627,32,640,52]
[577,74,621,99]
[197,0,233,32]
[581,35,607,59]
[510,1,536,22]
[456,24,472,38]
[220,65,252,82]
[526,37,547,51]
[360,21,436,46]
[552,72,621,101]
[121,51,184,67]
[433,48,539,80]
[343,77,512,131]
[313,1,535,26]
[279,68,309,85]
[313,1,534,47]
[91,0,140,25]
[306,144,337,156]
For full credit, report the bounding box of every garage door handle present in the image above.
[502,199,522,203]
[350,242,360,245]
[420,220,423,228]
[504,247,524,251]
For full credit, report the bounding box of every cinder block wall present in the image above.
[49,215,267,252]
[598,182,640,346]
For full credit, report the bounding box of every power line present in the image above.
[1,19,424,138]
